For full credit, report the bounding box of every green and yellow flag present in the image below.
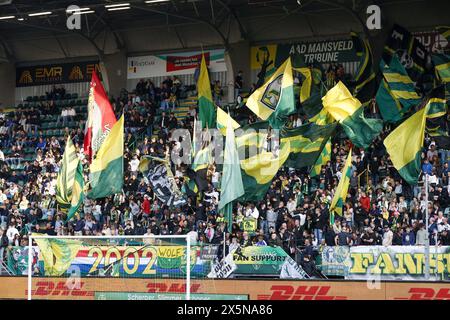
[351,32,377,106]
[66,162,84,221]
[329,149,353,224]
[297,65,325,119]
[198,54,216,129]
[240,140,291,201]
[323,81,382,149]
[56,137,79,212]
[311,137,332,177]
[246,57,296,129]
[33,236,81,276]
[88,115,124,198]
[217,107,240,136]
[376,55,421,123]
[280,122,337,169]
[219,112,245,232]
[383,107,427,185]
[425,85,450,149]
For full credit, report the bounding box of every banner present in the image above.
[318,246,352,277]
[94,292,248,300]
[6,246,40,275]
[146,162,187,207]
[127,49,226,79]
[241,218,257,234]
[28,245,213,278]
[251,39,357,71]
[208,250,237,279]
[317,246,450,281]
[231,246,307,277]
[16,61,100,87]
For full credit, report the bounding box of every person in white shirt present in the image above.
[382,225,393,246]
[287,198,296,214]
[187,227,198,244]
[129,155,140,172]
[245,204,259,219]
[6,224,19,245]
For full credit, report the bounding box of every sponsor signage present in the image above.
[127,49,226,79]
[16,61,101,87]
[2,277,450,300]
[94,292,248,300]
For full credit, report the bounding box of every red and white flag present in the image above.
[83,72,117,163]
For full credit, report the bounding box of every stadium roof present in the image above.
[0,0,447,62]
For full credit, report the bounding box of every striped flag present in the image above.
[310,137,331,177]
[329,149,353,224]
[66,162,85,221]
[56,137,79,212]
[376,55,421,123]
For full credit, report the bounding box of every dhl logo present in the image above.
[257,285,347,300]
[26,281,94,297]
[394,288,450,300]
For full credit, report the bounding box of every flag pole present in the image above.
[424,173,430,280]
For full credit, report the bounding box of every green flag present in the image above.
[88,116,124,198]
[66,162,84,222]
[376,55,421,123]
[246,57,296,129]
[198,54,216,128]
[425,85,450,149]
[383,107,427,185]
[280,122,337,169]
[323,81,382,149]
[329,149,353,224]
[311,137,332,177]
[56,137,79,212]
[219,112,245,232]
[351,32,377,106]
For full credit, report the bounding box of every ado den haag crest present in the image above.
[260,74,283,111]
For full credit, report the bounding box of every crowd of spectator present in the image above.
[0,67,449,275]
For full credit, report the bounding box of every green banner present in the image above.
[94,292,248,300]
[233,246,290,275]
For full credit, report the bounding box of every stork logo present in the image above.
[66,5,82,30]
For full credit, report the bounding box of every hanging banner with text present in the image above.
[127,49,226,79]
[318,246,450,281]
[17,245,214,278]
[250,39,357,71]
[16,61,101,87]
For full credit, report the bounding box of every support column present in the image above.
[101,49,128,98]
[225,41,251,104]
[0,62,16,107]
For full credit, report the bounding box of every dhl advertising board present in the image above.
[16,61,101,87]
[1,277,449,300]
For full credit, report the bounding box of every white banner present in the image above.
[127,49,226,79]
[207,250,237,279]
